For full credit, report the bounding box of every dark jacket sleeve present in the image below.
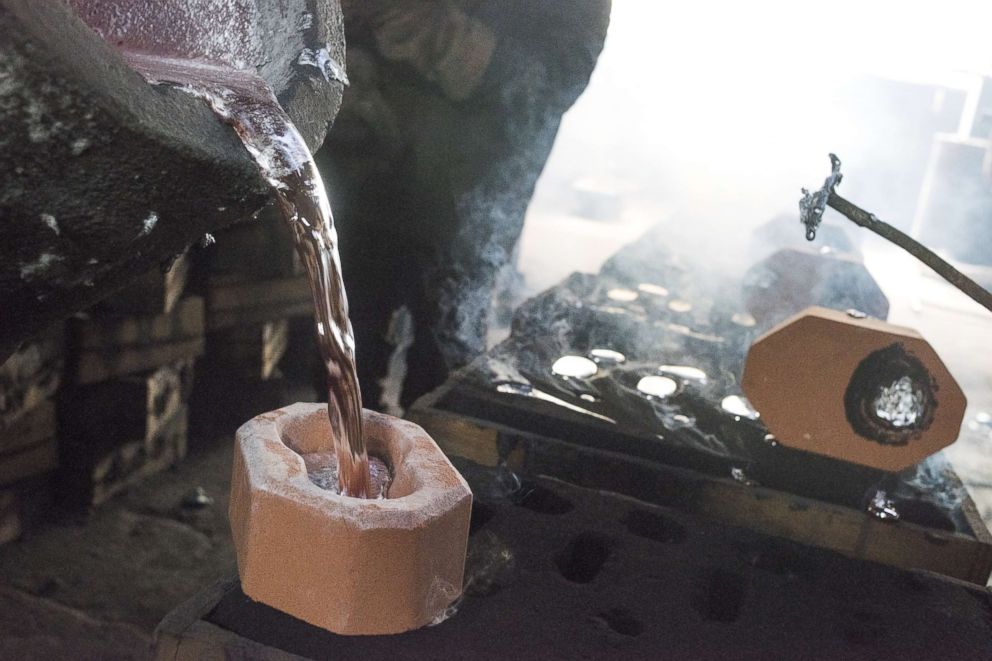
[346,0,611,107]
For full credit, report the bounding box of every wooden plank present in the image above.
[0,324,63,431]
[0,441,57,487]
[96,250,190,316]
[154,575,307,661]
[207,320,290,380]
[0,400,58,487]
[409,381,992,584]
[71,296,205,385]
[406,367,504,465]
[90,407,187,506]
[60,360,193,506]
[0,399,56,457]
[407,407,500,467]
[206,276,312,331]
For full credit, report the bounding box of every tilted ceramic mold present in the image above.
[230,403,472,635]
[742,306,966,471]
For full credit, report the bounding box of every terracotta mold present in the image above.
[230,403,472,635]
[742,307,967,472]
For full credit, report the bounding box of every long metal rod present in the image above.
[826,194,992,314]
[800,154,992,315]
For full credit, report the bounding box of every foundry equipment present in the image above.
[405,222,992,584]
[0,0,344,362]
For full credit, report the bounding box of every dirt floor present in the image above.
[0,433,237,659]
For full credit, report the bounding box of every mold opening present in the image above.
[844,343,938,446]
[555,532,611,583]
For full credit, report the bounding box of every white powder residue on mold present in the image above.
[140,211,159,235]
[70,138,91,156]
[25,98,65,143]
[297,47,349,86]
[20,252,63,281]
[40,213,60,235]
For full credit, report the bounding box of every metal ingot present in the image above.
[742,307,966,471]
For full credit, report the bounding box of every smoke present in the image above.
[519,0,992,286]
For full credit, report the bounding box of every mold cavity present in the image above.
[513,482,575,515]
[844,344,937,446]
[556,532,611,583]
[622,509,687,544]
[592,608,644,637]
[695,568,746,623]
[302,452,391,498]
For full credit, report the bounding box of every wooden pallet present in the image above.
[408,366,992,584]
[95,250,191,316]
[0,400,57,487]
[59,359,193,506]
[206,275,312,331]
[154,575,299,661]
[0,324,63,431]
[70,296,205,385]
[206,319,290,380]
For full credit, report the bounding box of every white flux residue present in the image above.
[872,376,924,428]
[297,46,349,86]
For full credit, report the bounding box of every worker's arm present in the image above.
[344,0,496,101]
[344,0,611,106]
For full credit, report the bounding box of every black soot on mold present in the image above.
[844,343,937,446]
